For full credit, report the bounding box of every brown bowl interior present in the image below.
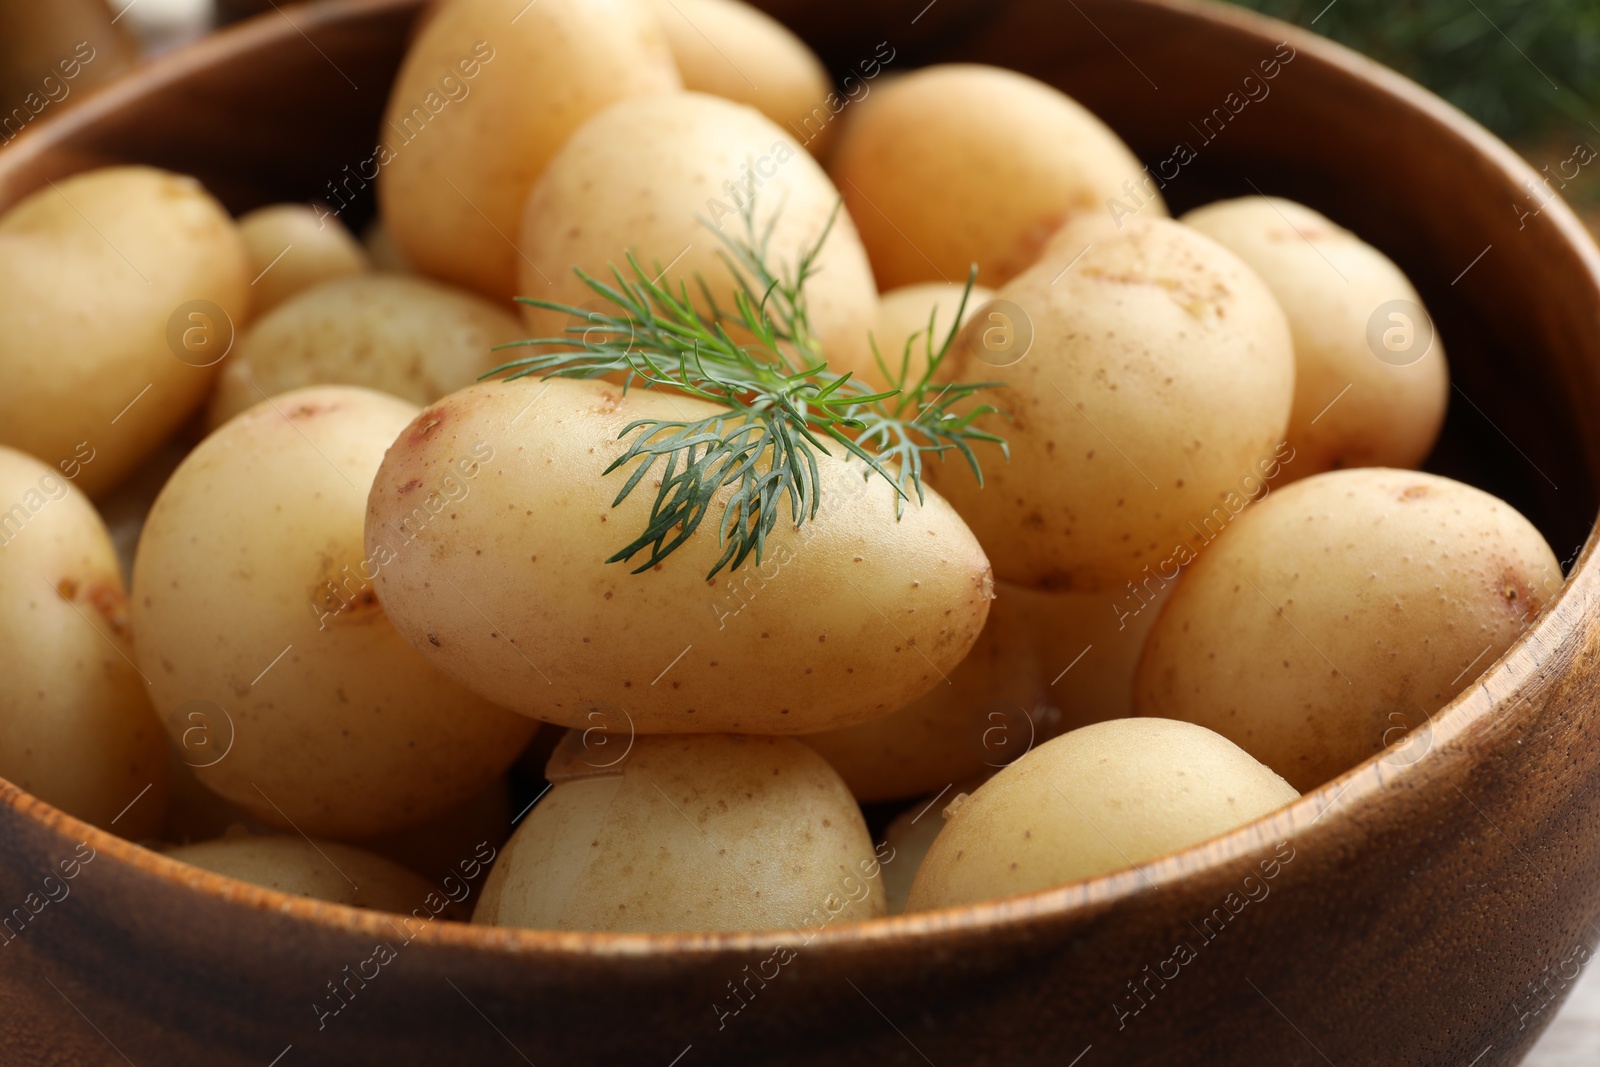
[3,0,1600,1064]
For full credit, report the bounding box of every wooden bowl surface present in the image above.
[3,1,1600,1064]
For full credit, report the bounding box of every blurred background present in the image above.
[7,0,1597,227]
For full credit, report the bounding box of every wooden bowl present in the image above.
[3,1,1599,1064]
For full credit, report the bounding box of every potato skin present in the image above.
[378,0,680,302]
[649,0,834,156]
[165,835,437,913]
[1134,468,1562,791]
[207,274,525,427]
[237,204,368,316]
[830,64,1160,289]
[474,734,885,932]
[867,282,993,392]
[906,719,1298,911]
[0,166,249,496]
[366,378,993,734]
[935,215,1296,590]
[131,386,536,840]
[0,446,169,838]
[802,580,1045,802]
[1182,197,1449,477]
[517,92,880,383]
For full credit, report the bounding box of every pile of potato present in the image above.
[0,0,1563,934]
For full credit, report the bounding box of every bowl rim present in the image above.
[5,0,1599,961]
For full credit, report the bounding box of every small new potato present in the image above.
[1135,468,1562,791]
[165,834,437,912]
[1010,580,1167,729]
[649,0,834,156]
[881,787,976,915]
[830,64,1161,288]
[803,580,1046,803]
[1182,197,1449,476]
[207,274,525,427]
[132,386,537,840]
[867,281,994,392]
[474,734,885,933]
[367,378,993,734]
[935,215,1296,590]
[0,166,249,496]
[906,719,1299,911]
[237,204,368,315]
[518,92,881,383]
[378,0,680,301]
[0,446,169,838]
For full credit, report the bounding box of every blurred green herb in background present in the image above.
[1229,0,1600,212]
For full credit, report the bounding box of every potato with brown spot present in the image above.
[1134,468,1562,791]
[906,719,1298,911]
[131,386,536,840]
[207,274,524,427]
[1182,197,1449,477]
[237,204,368,316]
[474,734,884,932]
[0,166,249,496]
[829,64,1161,289]
[934,215,1295,590]
[0,446,169,838]
[378,0,680,301]
[366,378,993,734]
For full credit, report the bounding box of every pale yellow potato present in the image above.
[649,0,834,156]
[361,777,512,884]
[474,734,885,932]
[0,166,249,496]
[906,719,1298,911]
[518,92,880,383]
[165,833,437,912]
[207,274,525,428]
[0,446,169,838]
[829,64,1161,289]
[131,386,537,840]
[378,0,680,301]
[934,215,1295,590]
[1135,468,1562,791]
[867,281,993,392]
[1182,197,1449,476]
[367,378,993,734]
[881,786,977,915]
[803,580,1046,803]
[237,204,368,316]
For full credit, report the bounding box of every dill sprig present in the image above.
[490,199,1006,578]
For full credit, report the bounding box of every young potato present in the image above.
[517,92,880,383]
[131,386,537,841]
[906,719,1298,911]
[866,281,994,392]
[474,734,885,933]
[649,0,834,156]
[207,274,524,427]
[237,204,368,315]
[0,166,249,496]
[1135,468,1562,791]
[378,0,680,302]
[934,215,1295,590]
[165,834,437,913]
[829,64,1160,289]
[880,795,952,915]
[803,580,1048,803]
[366,378,993,734]
[1182,197,1449,476]
[0,446,169,838]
